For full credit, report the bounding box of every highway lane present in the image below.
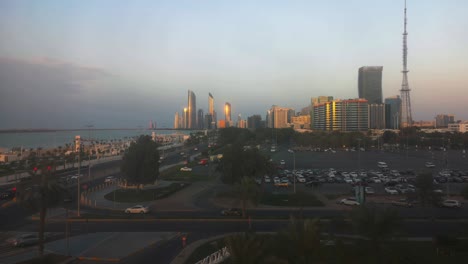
[13,218,468,238]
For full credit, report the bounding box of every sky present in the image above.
[0,0,467,129]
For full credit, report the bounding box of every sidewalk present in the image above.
[0,232,178,264]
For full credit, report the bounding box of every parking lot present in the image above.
[262,146,468,203]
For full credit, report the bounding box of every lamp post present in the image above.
[357,139,362,172]
[291,150,296,194]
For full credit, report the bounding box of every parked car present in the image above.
[377,162,388,168]
[280,160,285,165]
[339,197,360,206]
[385,187,399,195]
[0,191,15,200]
[7,234,39,247]
[391,199,413,208]
[221,208,242,216]
[425,162,435,168]
[180,167,192,172]
[365,187,375,195]
[264,176,271,183]
[104,176,117,183]
[125,205,150,214]
[441,199,461,208]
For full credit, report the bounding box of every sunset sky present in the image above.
[1,0,467,129]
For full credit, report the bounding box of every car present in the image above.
[365,187,375,194]
[264,176,271,183]
[71,174,83,180]
[441,200,461,208]
[194,147,198,151]
[125,205,150,214]
[104,176,117,183]
[7,234,39,247]
[180,167,192,172]
[221,208,242,216]
[371,177,382,183]
[0,191,15,200]
[339,197,360,206]
[425,162,435,168]
[344,178,353,184]
[280,160,285,165]
[377,162,388,168]
[288,149,294,153]
[385,187,399,195]
[297,176,306,183]
[391,199,413,208]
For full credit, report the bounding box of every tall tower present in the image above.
[187,90,197,129]
[400,0,413,127]
[224,102,231,125]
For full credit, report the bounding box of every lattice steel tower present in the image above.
[400,0,413,127]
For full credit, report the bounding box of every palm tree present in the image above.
[236,176,260,218]
[275,216,325,264]
[224,233,273,264]
[16,162,66,257]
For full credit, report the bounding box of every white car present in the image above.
[344,178,353,184]
[297,176,306,183]
[371,177,382,183]
[385,187,399,195]
[425,162,435,168]
[125,205,150,214]
[377,162,388,168]
[365,187,375,194]
[180,167,192,172]
[71,174,83,180]
[273,177,280,184]
[280,160,285,165]
[264,176,271,183]
[441,199,461,208]
[339,197,360,206]
[104,176,117,183]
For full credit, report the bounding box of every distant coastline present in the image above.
[0,128,190,134]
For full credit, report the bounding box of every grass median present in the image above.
[260,191,325,207]
[104,182,190,203]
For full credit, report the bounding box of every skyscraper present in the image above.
[435,114,455,128]
[368,104,386,129]
[183,107,188,129]
[187,90,197,129]
[385,96,401,129]
[224,102,231,127]
[358,66,383,104]
[208,93,216,129]
[400,0,413,127]
[268,105,293,128]
[197,109,204,129]
[247,115,262,129]
[174,112,180,129]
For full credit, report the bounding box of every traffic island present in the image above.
[103,182,191,203]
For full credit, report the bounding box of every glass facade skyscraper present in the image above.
[358,66,383,104]
[187,90,196,129]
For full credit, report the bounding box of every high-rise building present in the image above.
[368,104,386,129]
[311,96,334,129]
[187,90,197,129]
[358,66,383,104]
[435,114,455,128]
[204,113,213,129]
[268,105,293,128]
[237,114,247,128]
[313,99,369,131]
[218,119,226,129]
[174,112,180,129]
[197,109,204,129]
[247,115,262,129]
[291,115,311,129]
[208,93,216,129]
[183,107,188,129]
[224,102,231,126]
[385,96,401,129]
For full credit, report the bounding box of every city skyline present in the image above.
[1,0,468,129]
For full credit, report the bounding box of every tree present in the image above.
[414,172,441,206]
[382,131,398,144]
[236,177,260,218]
[121,135,160,187]
[275,216,324,264]
[224,232,270,264]
[16,162,66,257]
[351,205,401,253]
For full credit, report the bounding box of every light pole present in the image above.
[357,139,362,172]
[292,150,296,194]
[77,144,81,217]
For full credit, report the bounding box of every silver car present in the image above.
[125,205,150,214]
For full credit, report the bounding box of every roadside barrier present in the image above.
[195,247,230,264]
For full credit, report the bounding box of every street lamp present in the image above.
[291,150,296,194]
[357,139,362,172]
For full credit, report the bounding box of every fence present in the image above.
[195,247,230,264]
